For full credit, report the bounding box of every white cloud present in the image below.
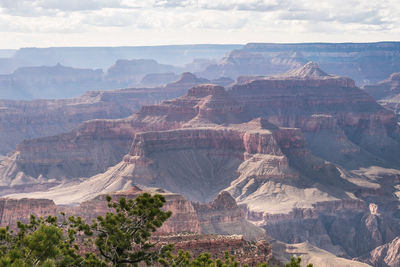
[0,0,399,48]
[38,0,126,11]
[197,0,286,11]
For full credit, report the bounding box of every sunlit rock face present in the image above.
[0,71,210,157]
[0,198,56,228]
[2,63,400,265]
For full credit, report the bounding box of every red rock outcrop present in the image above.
[359,236,400,267]
[154,235,276,266]
[57,188,263,240]
[229,63,400,169]
[0,73,212,186]
[13,119,137,180]
[0,72,210,157]
[0,198,56,228]
[3,63,400,265]
[119,122,299,203]
[0,83,246,188]
[192,191,264,240]
[60,187,201,235]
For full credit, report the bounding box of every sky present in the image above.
[0,0,399,49]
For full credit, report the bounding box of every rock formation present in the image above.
[104,59,182,87]
[0,45,240,74]
[140,72,179,87]
[271,240,371,267]
[0,188,371,267]
[0,198,56,228]
[0,61,202,100]
[2,62,400,266]
[199,42,400,86]
[359,237,400,266]
[0,64,105,99]
[0,72,209,157]
[57,187,262,240]
[155,235,276,266]
[363,73,400,117]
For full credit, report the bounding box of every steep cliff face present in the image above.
[0,192,371,267]
[199,49,304,80]
[3,63,400,265]
[363,73,400,117]
[360,237,400,267]
[0,72,213,187]
[57,187,262,240]
[0,58,197,100]
[0,198,56,228]
[244,200,400,258]
[120,118,293,203]
[12,119,136,181]
[230,63,400,169]
[364,73,400,99]
[60,187,202,235]
[192,191,265,240]
[105,59,182,86]
[0,72,209,156]
[200,42,400,86]
[140,72,179,87]
[0,64,104,99]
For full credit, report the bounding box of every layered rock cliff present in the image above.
[0,72,208,159]
[60,186,202,235]
[57,187,263,240]
[363,73,400,117]
[2,63,400,266]
[140,72,179,87]
[199,42,400,86]
[230,63,400,169]
[359,237,400,267]
[104,59,182,87]
[0,64,104,99]
[0,198,56,228]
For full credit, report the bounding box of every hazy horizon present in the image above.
[4,40,400,51]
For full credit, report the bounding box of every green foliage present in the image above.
[69,193,173,266]
[160,250,282,267]
[0,214,99,266]
[0,193,314,267]
[0,193,172,266]
[285,256,313,267]
[99,193,172,265]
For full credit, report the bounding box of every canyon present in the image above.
[199,42,400,86]
[0,45,241,74]
[1,61,400,266]
[2,42,400,100]
[0,60,182,100]
[364,73,400,117]
[0,186,369,266]
[0,72,207,157]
